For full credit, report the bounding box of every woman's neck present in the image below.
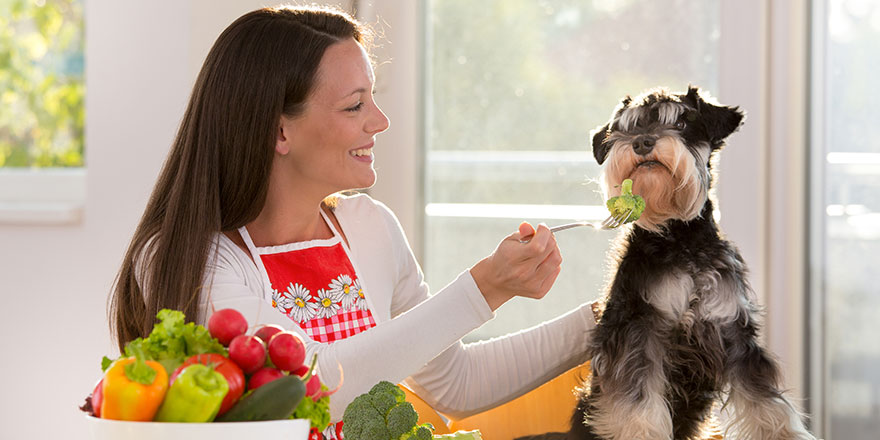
[246,186,334,246]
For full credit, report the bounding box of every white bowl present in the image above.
[85,416,310,440]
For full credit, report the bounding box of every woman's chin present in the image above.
[348,173,377,191]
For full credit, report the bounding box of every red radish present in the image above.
[305,372,321,397]
[292,364,321,397]
[254,324,284,344]
[228,334,266,374]
[248,367,284,390]
[291,355,343,401]
[268,331,306,372]
[292,365,309,377]
[90,378,104,418]
[207,308,248,346]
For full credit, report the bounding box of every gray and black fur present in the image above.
[520,87,815,440]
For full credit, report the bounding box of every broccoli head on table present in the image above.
[342,381,433,440]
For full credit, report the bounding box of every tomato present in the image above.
[172,353,245,416]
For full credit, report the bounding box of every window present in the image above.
[811,0,880,438]
[0,0,84,167]
[363,0,834,434]
[0,0,85,225]
[423,0,723,341]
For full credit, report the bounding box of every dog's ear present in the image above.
[591,122,611,165]
[684,85,745,147]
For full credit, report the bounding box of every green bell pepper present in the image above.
[154,363,229,422]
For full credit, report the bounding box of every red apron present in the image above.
[239,211,376,438]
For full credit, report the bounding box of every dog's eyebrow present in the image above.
[618,103,683,131]
[658,102,685,125]
[618,107,644,131]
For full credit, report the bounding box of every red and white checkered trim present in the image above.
[302,308,376,343]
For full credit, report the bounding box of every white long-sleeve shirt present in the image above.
[198,193,595,421]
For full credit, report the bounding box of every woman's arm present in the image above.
[201,231,495,422]
[376,196,595,418]
[200,195,569,421]
[402,302,596,419]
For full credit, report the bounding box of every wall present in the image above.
[0,1,346,438]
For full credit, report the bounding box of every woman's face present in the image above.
[278,38,389,196]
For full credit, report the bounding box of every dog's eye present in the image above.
[675,120,687,130]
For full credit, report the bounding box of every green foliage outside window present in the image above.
[0,0,84,168]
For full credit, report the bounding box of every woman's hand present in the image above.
[469,222,563,311]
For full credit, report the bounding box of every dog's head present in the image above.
[591,86,744,231]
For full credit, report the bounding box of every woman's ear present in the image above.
[275,123,290,155]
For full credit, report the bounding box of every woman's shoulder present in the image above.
[208,232,258,276]
[334,191,389,212]
[334,192,397,223]
[334,192,404,242]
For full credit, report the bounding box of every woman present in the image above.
[110,5,596,436]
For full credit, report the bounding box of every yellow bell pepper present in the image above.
[100,345,168,421]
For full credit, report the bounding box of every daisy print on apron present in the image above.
[239,214,377,343]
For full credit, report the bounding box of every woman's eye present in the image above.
[675,120,686,130]
[345,102,364,112]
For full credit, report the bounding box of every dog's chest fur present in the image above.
[603,203,752,332]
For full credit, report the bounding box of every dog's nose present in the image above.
[632,136,656,156]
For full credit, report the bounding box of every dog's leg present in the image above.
[722,323,816,440]
[564,390,602,439]
[588,316,673,440]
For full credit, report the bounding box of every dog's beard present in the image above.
[602,135,709,232]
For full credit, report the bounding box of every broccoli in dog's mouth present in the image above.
[606,179,645,224]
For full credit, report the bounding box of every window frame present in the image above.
[0,169,86,225]
[808,0,828,434]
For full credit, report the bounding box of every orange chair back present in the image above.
[402,361,724,440]
[402,362,589,439]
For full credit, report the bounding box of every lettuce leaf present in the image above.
[121,309,227,375]
[292,386,332,430]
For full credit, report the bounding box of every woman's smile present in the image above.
[349,142,374,162]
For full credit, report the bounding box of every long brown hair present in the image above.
[110,5,369,352]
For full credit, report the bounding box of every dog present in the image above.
[520,87,816,440]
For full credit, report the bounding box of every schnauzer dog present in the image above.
[521,87,815,440]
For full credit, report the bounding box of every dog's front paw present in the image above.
[726,395,817,440]
[589,394,673,440]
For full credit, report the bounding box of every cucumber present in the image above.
[216,375,306,422]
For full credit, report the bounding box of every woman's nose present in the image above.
[367,103,390,134]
